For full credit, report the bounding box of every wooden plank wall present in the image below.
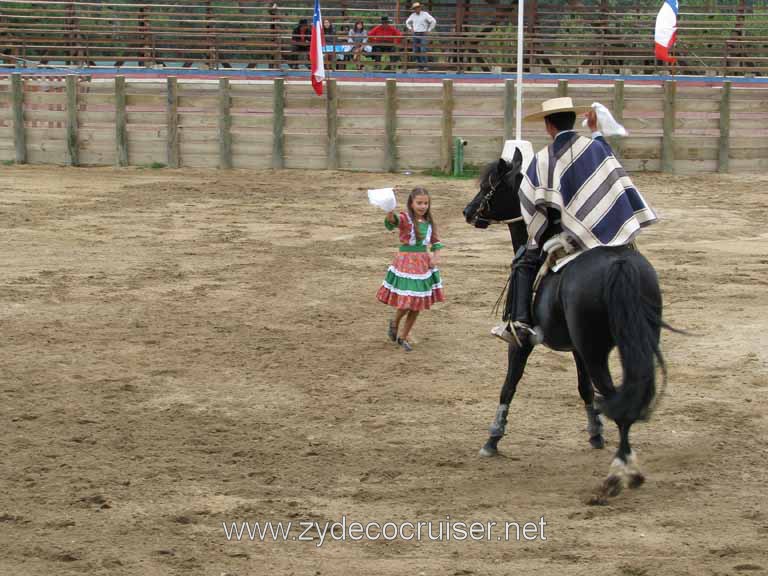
[396,83,442,171]
[231,81,273,170]
[0,79,13,160]
[1,75,767,174]
[729,85,768,173]
[22,78,67,164]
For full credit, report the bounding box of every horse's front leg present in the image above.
[480,342,534,457]
[573,352,605,449]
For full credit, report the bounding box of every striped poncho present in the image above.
[519,131,657,250]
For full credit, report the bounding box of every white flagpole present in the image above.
[501,0,533,170]
[515,0,524,140]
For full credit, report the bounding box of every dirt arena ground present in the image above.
[0,165,766,576]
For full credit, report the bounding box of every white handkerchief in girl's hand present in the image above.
[367,188,397,212]
[581,102,628,137]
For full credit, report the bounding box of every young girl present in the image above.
[347,21,368,69]
[322,18,336,44]
[376,187,444,352]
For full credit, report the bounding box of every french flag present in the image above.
[655,0,679,63]
[310,0,325,95]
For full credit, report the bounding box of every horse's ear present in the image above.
[512,147,523,169]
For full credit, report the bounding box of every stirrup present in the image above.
[511,321,537,347]
[491,323,516,345]
[491,322,538,347]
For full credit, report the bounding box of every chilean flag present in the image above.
[654,0,679,63]
[310,0,325,95]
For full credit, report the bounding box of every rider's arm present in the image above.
[587,109,616,156]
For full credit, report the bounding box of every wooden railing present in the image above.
[3,74,767,173]
[1,0,768,75]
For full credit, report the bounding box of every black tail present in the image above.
[601,258,664,423]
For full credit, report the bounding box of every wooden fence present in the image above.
[1,74,767,173]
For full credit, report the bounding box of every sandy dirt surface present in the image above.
[0,165,766,576]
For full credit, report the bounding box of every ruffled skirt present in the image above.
[376,252,445,310]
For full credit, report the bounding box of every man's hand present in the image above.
[586,109,598,132]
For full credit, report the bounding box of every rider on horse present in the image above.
[496,97,658,348]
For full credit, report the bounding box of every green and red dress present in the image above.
[376,211,445,310]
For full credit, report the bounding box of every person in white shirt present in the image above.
[405,2,437,71]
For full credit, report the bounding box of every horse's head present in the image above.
[463,148,525,228]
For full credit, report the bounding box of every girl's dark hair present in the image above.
[354,20,365,31]
[407,187,437,242]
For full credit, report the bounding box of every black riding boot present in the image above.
[510,249,541,346]
[493,248,541,347]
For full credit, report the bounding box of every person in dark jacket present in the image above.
[322,18,336,44]
[290,19,311,68]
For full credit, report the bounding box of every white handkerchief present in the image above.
[367,188,396,212]
[582,102,628,137]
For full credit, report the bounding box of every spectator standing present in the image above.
[405,2,436,71]
[368,16,403,70]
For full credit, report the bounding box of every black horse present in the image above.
[463,152,666,496]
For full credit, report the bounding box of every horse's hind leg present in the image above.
[582,358,644,498]
[600,421,644,499]
[480,343,534,457]
[574,352,604,449]
[616,422,645,488]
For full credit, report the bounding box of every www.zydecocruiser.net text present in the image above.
[222,516,547,547]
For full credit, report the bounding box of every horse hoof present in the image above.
[589,435,605,449]
[587,494,609,506]
[628,472,645,489]
[601,474,623,498]
[479,443,498,458]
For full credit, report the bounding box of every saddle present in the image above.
[496,233,582,345]
[532,234,581,296]
[530,238,640,320]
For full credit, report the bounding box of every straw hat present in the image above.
[524,97,591,122]
[411,2,422,8]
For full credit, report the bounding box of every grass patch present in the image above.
[139,162,167,169]
[422,163,482,179]
[2,160,15,166]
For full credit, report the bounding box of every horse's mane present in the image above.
[478,159,498,185]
